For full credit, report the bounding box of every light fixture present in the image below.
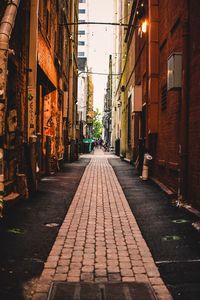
[138,19,148,38]
[141,20,147,33]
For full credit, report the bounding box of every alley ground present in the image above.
[0,150,200,300]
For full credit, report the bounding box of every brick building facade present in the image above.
[0,0,79,214]
[155,0,200,210]
[116,0,200,210]
[1,0,31,202]
[187,0,200,210]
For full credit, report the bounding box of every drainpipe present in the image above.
[0,0,21,217]
[27,0,39,193]
[28,0,39,140]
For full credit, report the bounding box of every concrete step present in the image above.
[4,179,16,196]
[4,192,21,204]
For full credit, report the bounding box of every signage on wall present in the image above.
[28,86,36,137]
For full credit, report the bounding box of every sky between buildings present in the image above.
[87,0,114,114]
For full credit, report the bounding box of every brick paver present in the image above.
[33,150,173,300]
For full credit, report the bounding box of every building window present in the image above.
[46,10,51,39]
[78,30,85,35]
[39,0,44,19]
[43,0,51,40]
[79,0,86,3]
[56,0,59,11]
[54,31,57,54]
[128,95,132,146]
[78,41,85,45]
[78,52,85,57]
[79,9,86,14]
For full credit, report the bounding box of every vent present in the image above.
[161,84,167,111]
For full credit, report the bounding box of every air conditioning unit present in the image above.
[132,85,142,112]
[167,52,182,90]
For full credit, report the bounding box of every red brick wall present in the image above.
[4,0,30,184]
[154,0,187,193]
[38,31,57,87]
[188,0,200,210]
[9,0,30,136]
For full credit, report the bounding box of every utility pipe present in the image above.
[0,0,21,216]
[28,0,39,140]
[26,0,39,193]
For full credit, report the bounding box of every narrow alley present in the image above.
[33,149,172,299]
[0,0,200,299]
[1,150,200,300]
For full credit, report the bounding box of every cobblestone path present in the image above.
[33,154,172,300]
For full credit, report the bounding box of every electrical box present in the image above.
[132,85,142,112]
[167,52,182,90]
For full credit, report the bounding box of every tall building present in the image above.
[86,73,95,138]
[77,0,89,138]
[111,0,124,154]
[103,55,113,145]
[78,0,89,59]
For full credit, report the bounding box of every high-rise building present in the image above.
[78,0,89,59]
[77,0,89,138]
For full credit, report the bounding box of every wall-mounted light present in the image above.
[141,20,148,33]
[138,19,148,38]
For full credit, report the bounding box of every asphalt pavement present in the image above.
[0,158,90,300]
[109,157,200,300]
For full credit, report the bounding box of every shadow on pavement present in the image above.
[109,157,200,300]
[0,158,90,300]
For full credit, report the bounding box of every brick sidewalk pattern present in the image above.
[33,155,173,300]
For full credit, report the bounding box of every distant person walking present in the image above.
[99,138,103,149]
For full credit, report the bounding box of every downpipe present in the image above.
[0,0,21,217]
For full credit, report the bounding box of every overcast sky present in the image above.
[87,0,114,113]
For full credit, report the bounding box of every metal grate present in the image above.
[48,282,157,300]
[161,84,167,111]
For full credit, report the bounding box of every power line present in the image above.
[78,71,121,76]
[60,21,133,27]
